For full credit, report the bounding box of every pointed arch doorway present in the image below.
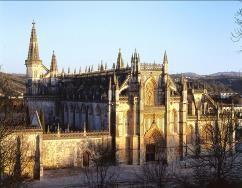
[144,120,164,162]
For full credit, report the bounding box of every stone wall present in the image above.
[42,132,111,169]
[3,128,43,179]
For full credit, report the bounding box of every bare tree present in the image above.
[136,159,168,187]
[134,144,169,188]
[83,140,119,187]
[232,7,242,51]
[188,110,242,187]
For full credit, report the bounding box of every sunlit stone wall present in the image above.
[42,133,111,169]
[3,128,43,179]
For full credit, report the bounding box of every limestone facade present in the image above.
[24,22,230,167]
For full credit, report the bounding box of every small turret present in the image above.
[50,51,58,76]
[100,61,104,71]
[131,49,140,75]
[116,48,124,70]
[163,51,168,75]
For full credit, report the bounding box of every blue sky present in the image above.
[0,1,241,74]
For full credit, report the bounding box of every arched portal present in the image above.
[144,120,164,162]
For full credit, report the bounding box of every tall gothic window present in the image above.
[145,80,156,106]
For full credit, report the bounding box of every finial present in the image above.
[32,20,35,26]
[119,48,121,53]
[52,50,55,55]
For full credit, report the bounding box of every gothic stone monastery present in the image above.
[24,22,219,167]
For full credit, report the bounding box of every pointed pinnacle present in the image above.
[163,50,168,62]
[32,20,35,27]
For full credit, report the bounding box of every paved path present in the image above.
[26,165,140,188]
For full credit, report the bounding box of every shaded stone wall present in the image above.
[27,99,108,131]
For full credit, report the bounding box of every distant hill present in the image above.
[202,77,242,94]
[1,71,241,96]
[173,71,241,79]
[0,72,26,97]
[172,72,202,78]
[208,71,241,77]
[173,71,242,94]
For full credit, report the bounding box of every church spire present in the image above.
[25,21,43,81]
[116,48,124,70]
[50,50,58,73]
[27,20,40,62]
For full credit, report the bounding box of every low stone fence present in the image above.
[42,131,110,140]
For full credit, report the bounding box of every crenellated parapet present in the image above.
[140,63,163,71]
